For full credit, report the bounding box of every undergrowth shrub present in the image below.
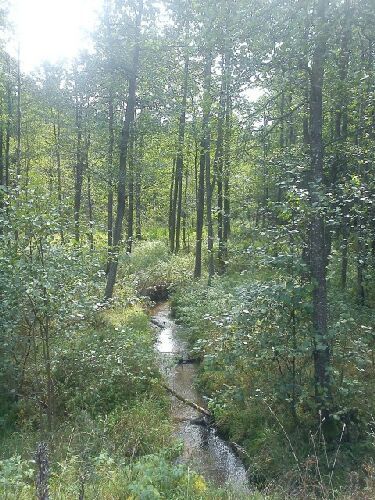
[118,240,194,293]
[53,305,157,416]
[171,268,375,494]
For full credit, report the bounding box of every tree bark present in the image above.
[5,64,11,189]
[135,134,143,241]
[52,113,64,244]
[74,98,84,244]
[175,56,189,253]
[105,0,143,299]
[223,51,232,249]
[216,55,227,274]
[126,126,135,254]
[15,52,21,183]
[194,53,212,279]
[107,97,114,251]
[309,0,331,416]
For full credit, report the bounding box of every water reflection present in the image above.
[152,303,250,494]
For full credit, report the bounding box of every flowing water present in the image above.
[152,302,251,494]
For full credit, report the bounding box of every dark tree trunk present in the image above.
[135,134,143,241]
[335,2,351,287]
[74,100,84,243]
[107,97,114,251]
[0,100,3,221]
[175,56,189,253]
[15,53,21,183]
[194,53,212,279]
[126,127,135,254]
[309,0,331,416]
[205,106,214,283]
[0,100,3,187]
[223,70,231,247]
[168,159,176,251]
[182,166,189,250]
[87,173,94,251]
[169,56,189,254]
[5,70,11,189]
[52,114,64,244]
[356,231,366,306]
[216,55,226,275]
[105,0,143,299]
[85,133,93,252]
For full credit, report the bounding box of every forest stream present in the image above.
[152,302,251,494]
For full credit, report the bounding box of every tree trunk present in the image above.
[309,0,331,416]
[0,99,4,221]
[223,63,232,249]
[87,174,94,251]
[135,134,143,241]
[182,164,189,250]
[52,114,64,244]
[107,97,114,251]
[105,0,143,299]
[15,52,21,183]
[205,105,214,283]
[0,99,3,187]
[335,1,351,287]
[126,127,135,254]
[175,56,189,254]
[5,67,11,189]
[74,99,84,243]
[194,53,212,279]
[216,55,226,275]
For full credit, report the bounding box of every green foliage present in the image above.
[172,259,375,491]
[53,306,158,416]
[0,450,256,499]
[119,240,194,293]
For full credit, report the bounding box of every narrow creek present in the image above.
[152,302,251,494]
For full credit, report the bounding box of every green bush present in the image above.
[53,305,158,416]
[118,240,194,293]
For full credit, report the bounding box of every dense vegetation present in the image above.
[0,0,374,497]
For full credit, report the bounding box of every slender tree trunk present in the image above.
[356,231,366,306]
[341,219,349,289]
[335,2,351,286]
[135,132,143,241]
[15,52,21,183]
[168,159,176,251]
[52,114,64,244]
[205,107,214,283]
[221,0,232,255]
[0,99,3,187]
[74,98,84,244]
[175,56,189,253]
[126,127,135,254]
[5,70,11,189]
[194,53,212,279]
[216,56,226,275]
[87,174,94,251]
[0,99,4,223]
[223,69,232,248]
[182,166,188,250]
[107,97,114,251]
[135,168,142,241]
[105,0,143,299]
[309,0,331,416]
[85,132,93,252]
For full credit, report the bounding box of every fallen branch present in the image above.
[173,416,209,426]
[177,357,200,365]
[161,383,211,417]
[151,318,165,328]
